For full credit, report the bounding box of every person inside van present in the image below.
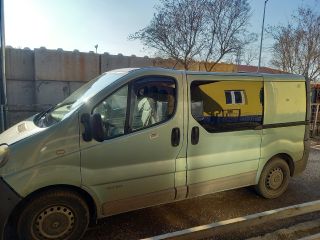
[157,89,168,122]
[137,86,157,127]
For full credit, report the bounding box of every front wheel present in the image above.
[256,157,290,199]
[17,190,89,240]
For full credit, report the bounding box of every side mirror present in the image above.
[91,113,105,142]
[81,113,92,142]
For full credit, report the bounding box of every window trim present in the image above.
[91,75,178,141]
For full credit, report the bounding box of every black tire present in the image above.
[17,190,89,240]
[256,157,290,199]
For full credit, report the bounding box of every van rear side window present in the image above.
[190,81,263,132]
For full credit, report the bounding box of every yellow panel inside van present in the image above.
[199,81,263,117]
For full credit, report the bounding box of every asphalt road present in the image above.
[83,143,320,240]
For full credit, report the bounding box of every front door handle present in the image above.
[171,127,180,147]
[191,126,199,145]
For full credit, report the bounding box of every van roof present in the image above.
[107,67,306,81]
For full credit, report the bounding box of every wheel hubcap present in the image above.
[266,167,284,190]
[33,205,75,239]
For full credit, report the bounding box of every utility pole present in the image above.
[0,0,7,132]
[257,0,269,72]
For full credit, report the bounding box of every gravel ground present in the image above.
[82,141,320,240]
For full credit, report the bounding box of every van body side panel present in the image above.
[186,74,263,197]
[186,128,260,196]
[257,80,307,183]
[3,152,82,197]
[80,70,185,216]
[294,80,311,176]
[82,133,177,201]
[174,72,188,200]
[258,126,305,181]
[263,81,306,124]
[1,114,81,197]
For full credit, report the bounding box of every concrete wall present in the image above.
[35,48,100,82]
[6,47,35,81]
[101,53,154,71]
[4,47,237,126]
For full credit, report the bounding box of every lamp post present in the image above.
[257,0,269,72]
[0,0,6,131]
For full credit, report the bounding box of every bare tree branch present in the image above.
[129,0,253,70]
[202,0,253,71]
[270,7,320,81]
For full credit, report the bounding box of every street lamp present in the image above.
[0,0,6,131]
[257,0,269,72]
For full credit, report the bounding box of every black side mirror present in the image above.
[91,113,105,142]
[81,113,92,142]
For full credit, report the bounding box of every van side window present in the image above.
[190,81,263,132]
[93,85,128,139]
[130,77,176,131]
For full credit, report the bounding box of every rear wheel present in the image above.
[17,190,89,240]
[256,157,290,199]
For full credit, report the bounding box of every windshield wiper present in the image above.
[34,105,55,123]
[34,102,77,128]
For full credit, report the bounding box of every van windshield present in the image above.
[34,71,127,128]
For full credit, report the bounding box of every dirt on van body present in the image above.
[81,141,320,240]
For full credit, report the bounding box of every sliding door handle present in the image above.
[191,126,199,145]
[171,127,180,147]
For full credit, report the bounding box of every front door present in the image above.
[186,74,263,198]
[80,73,184,216]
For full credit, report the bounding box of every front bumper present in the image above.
[0,177,22,240]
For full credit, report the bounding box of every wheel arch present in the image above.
[256,152,295,184]
[9,184,98,227]
[271,153,295,177]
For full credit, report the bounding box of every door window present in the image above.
[93,85,128,139]
[91,76,177,140]
[190,81,263,132]
[130,77,176,131]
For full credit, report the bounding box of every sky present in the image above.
[4,0,320,67]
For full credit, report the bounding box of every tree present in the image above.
[201,0,254,71]
[229,44,259,66]
[130,0,253,70]
[130,0,206,70]
[270,7,320,81]
[242,47,259,65]
[224,45,258,66]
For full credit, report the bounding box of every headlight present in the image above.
[0,144,9,167]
